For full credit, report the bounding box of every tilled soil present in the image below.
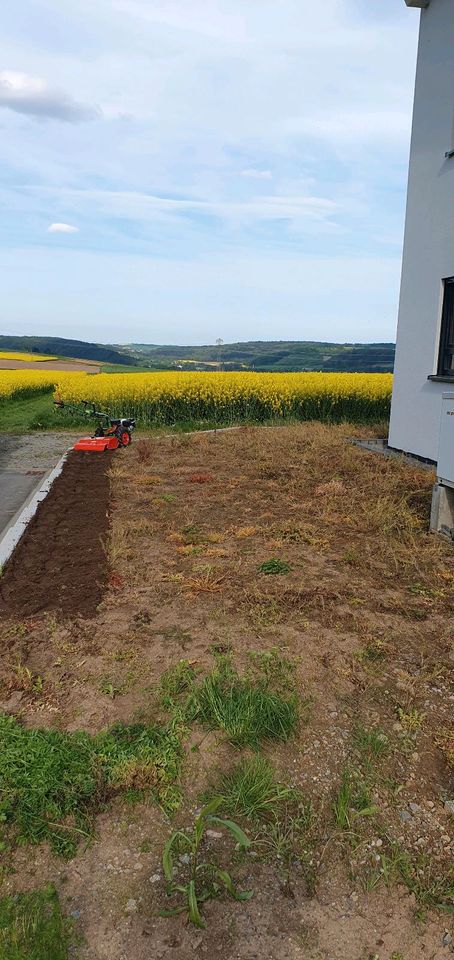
[0,450,110,618]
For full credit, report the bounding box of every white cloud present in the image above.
[34,186,338,228]
[0,71,100,122]
[48,222,79,234]
[240,169,273,180]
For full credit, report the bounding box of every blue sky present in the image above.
[0,0,419,345]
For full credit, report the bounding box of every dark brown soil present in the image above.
[0,451,110,619]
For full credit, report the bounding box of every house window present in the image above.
[438,278,454,376]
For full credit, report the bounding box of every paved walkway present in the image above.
[0,434,76,541]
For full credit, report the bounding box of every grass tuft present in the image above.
[333,767,376,830]
[191,669,298,748]
[353,726,389,761]
[212,756,297,820]
[159,660,197,707]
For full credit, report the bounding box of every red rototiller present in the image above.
[54,399,136,452]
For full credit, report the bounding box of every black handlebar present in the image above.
[54,398,135,427]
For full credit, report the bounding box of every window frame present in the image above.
[437,277,454,377]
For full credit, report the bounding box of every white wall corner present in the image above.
[404,0,430,8]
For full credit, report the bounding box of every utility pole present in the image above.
[215,337,223,371]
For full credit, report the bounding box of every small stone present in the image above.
[411,752,419,761]
[205,830,223,839]
[70,910,81,920]
[427,801,435,809]
[125,899,138,914]
[350,892,359,902]
[179,854,191,864]
[150,873,161,883]
[375,838,383,848]
[444,800,454,815]
[399,810,412,823]
[409,802,422,815]
[443,932,452,947]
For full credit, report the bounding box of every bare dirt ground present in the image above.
[0,423,453,960]
[0,359,100,371]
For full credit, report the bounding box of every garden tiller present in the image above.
[54,399,136,452]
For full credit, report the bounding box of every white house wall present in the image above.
[388,0,454,461]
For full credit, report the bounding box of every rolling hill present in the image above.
[0,336,136,366]
[0,336,395,372]
[125,340,395,372]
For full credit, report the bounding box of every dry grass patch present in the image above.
[1,422,453,959]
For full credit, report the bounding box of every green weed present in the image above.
[0,714,182,857]
[98,677,124,699]
[191,669,297,748]
[397,707,425,733]
[212,756,296,820]
[356,636,388,662]
[353,726,389,767]
[243,593,284,629]
[247,647,295,692]
[11,663,43,694]
[333,768,377,831]
[362,842,454,912]
[207,755,315,891]
[162,798,252,928]
[259,558,290,575]
[0,885,73,960]
[159,660,197,708]
[254,800,314,879]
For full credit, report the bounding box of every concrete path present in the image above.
[0,434,76,541]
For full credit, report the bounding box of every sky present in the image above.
[0,0,420,346]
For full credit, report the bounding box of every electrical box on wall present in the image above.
[437,394,454,488]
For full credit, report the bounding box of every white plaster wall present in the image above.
[388,0,454,461]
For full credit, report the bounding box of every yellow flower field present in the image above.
[55,370,393,425]
[0,369,392,425]
[0,370,86,403]
[0,351,58,362]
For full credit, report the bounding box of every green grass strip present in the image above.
[0,885,72,960]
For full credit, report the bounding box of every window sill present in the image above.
[427,375,454,383]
